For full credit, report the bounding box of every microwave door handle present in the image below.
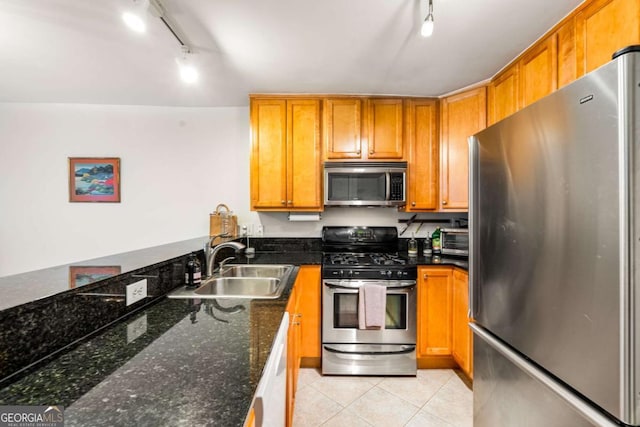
[385,172,391,201]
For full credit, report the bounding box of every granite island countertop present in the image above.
[0,288,295,427]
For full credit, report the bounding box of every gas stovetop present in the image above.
[325,252,408,266]
[321,226,417,280]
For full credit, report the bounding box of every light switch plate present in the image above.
[126,279,148,306]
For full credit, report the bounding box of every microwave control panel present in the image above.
[389,173,405,200]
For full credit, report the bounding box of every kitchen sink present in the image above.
[167,264,294,300]
[218,264,293,279]
[195,277,283,299]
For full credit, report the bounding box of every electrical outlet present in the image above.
[240,224,248,237]
[126,279,148,306]
[255,225,264,236]
[127,314,147,343]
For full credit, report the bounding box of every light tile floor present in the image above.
[292,369,472,427]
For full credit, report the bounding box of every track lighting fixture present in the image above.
[122,0,199,84]
[421,0,434,37]
[176,46,199,84]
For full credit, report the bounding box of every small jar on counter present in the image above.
[423,234,432,256]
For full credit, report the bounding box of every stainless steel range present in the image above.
[321,226,417,376]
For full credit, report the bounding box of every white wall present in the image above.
[0,103,250,276]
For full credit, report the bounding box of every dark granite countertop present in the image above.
[0,268,297,427]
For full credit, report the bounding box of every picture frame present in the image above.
[69,157,121,202]
[69,266,122,289]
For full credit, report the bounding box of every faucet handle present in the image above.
[218,256,235,271]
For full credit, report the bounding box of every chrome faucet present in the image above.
[206,241,246,278]
[203,233,229,275]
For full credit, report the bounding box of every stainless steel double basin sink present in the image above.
[168,264,294,300]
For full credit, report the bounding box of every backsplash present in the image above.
[254,209,468,239]
[0,254,192,388]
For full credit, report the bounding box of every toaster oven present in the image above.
[440,228,469,256]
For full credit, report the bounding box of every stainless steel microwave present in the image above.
[324,162,407,207]
[441,228,469,256]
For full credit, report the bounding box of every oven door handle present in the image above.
[324,281,416,290]
[323,345,416,356]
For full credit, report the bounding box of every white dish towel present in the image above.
[358,284,386,330]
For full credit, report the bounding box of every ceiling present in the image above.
[0,0,584,107]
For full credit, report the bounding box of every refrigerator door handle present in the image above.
[468,135,479,319]
[470,324,619,427]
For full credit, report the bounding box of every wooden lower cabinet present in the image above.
[296,266,322,363]
[452,269,473,379]
[417,267,453,363]
[285,284,299,427]
[286,265,321,427]
[417,266,472,377]
[245,408,255,427]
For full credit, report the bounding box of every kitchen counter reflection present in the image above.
[0,237,208,311]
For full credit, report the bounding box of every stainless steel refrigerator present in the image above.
[469,47,640,427]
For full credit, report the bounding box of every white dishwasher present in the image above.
[253,312,288,427]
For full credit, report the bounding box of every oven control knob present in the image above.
[339,270,344,277]
[397,271,403,278]
[347,270,353,277]
[386,270,392,278]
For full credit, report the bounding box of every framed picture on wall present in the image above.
[69,157,121,202]
[69,265,122,288]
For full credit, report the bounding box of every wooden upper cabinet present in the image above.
[519,35,558,108]
[250,98,288,210]
[405,99,438,211]
[367,98,404,159]
[487,65,519,126]
[287,100,322,210]
[576,0,640,76]
[557,17,578,88]
[440,87,486,211]
[250,97,322,211]
[324,98,363,160]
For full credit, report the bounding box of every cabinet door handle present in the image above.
[411,202,416,206]
[281,200,286,205]
[442,200,448,205]
[369,150,374,155]
[423,274,428,279]
[287,200,292,205]
[293,321,301,326]
[356,150,361,155]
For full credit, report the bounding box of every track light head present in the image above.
[421,0,435,38]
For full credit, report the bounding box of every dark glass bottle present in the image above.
[185,252,202,288]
